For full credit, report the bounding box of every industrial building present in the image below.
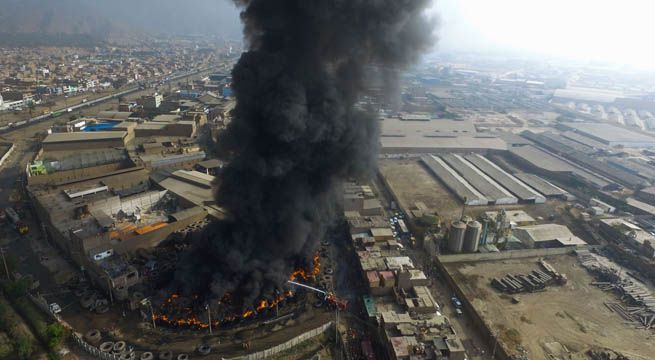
[439,154,517,205]
[522,131,649,188]
[134,120,196,138]
[512,173,568,198]
[194,158,223,175]
[151,169,224,218]
[96,111,136,121]
[464,154,546,203]
[29,171,208,300]
[138,151,206,171]
[508,145,612,190]
[636,187,655,205]
[484,210,535,226]
[561,122,655,148]
[379,118,507,154]
[343,181,383,215]
[41,131,129,151]
[598,218,655,250]
[421,155,488,206]
[513,224,587,248]
[26,148,135,187]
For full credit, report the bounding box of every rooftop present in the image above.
[43,131,127,144]
[196,159,223,169]
[96,111,134,120]
[600,217,655,245]
[152,114,182,123]
[485,210,535,224]
[562,122,655,146]
[514,224,587,246]
[380,117,507,152]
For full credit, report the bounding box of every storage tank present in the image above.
[464,221,482,252]
[448,221,467,253]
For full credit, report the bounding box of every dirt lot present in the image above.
[379,158,462,221]
[445,254,655,360]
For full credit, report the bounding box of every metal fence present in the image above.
[71,333,121,360]
[27,293,120,359]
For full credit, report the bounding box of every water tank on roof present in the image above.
[448,221,466,253]
[464,221,482,253]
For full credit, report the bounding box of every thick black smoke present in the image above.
[175,0,435,307]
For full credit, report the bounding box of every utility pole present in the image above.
[206,304,212,335]
[335,307,340,360]
[149,300,156,330]
[106,277,113,304]
[0,247,10,280]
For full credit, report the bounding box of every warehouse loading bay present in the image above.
[443,253,655,360]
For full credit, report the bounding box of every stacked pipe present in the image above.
[491,268,555,294]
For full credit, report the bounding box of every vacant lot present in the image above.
[445,254,655,360]
[379,159,462,221]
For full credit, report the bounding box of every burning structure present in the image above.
[173,0,435,312]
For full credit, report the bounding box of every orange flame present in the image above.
[151,253,319,329]
[256,299,268,312]
[289,252,321,281]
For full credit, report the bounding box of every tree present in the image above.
[45,323,67,350]
[3,278,31,299]
[15,336,33,359]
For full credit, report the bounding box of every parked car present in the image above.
[49,303,62,314]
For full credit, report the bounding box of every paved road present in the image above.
[370,175,495,360]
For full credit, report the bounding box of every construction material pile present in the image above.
[490,259,566,294]
[578,250,655,330]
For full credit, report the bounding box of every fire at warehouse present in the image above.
[151,254,328,330]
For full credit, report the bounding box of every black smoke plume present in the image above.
[174,0,435,307]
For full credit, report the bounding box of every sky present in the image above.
[432,0,654,68]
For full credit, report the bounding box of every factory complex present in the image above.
[24,96,227,302]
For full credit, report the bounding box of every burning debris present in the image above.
[173,0,435,308]
[154,254,320,328]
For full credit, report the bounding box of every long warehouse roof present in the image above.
[421,155,488,206]
[440,154,517,204]
[513,173,567,197]
[464,154,545,203]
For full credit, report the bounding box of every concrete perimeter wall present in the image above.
[437,246,593,263]
[227,321,333,360]
[434,258,513,360]
[0,143,14,167]
[435,246,600,360]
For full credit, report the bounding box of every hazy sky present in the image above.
[433,0,653,68]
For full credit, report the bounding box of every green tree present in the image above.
[15,336,32,359]
[45,323,67,350]
[3,278,31,299]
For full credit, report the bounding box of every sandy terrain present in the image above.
[446,254,655,360]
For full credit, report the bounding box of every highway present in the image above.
[0,66,215,134]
